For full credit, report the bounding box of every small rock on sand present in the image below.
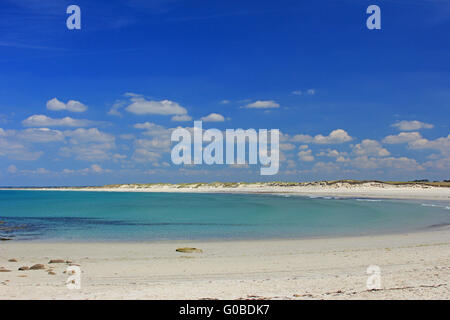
[48,271,56,275]
[29,264,46,270]
[18,266,29,271]
[8,259,18,262]
[49,259,65,264]
[0,267,11,272]
[175,247,203,253]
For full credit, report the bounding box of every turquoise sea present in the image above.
[0,190,449,241]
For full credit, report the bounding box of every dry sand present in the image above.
[1,229,449,300]
[10,181,450,200]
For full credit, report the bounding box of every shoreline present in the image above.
[1,229,449,299]
[2,181,450,201]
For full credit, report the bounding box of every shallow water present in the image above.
[0,190,448,241]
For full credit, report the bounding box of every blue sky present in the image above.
[0,0,449,186]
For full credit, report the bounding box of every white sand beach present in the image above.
[1,229,449,300]
[13,181,450,201]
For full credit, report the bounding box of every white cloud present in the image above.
[298,149,314,162]
[22,115,94,127]
[220,100,230,104]
[292,90,302,95]
[307,89,315,95]
[243,100,280,109]
[134,122,172,137]
[125,94,188,115]
[200,113,225,122]
[391,120,434,131]
[46,98,87,113]
[408,134,450,156]
[351,156,423,171]
[134,138,171,151]
[353,139,390,157]
[132,149,162,163]
[383,132,422,144]
[171,114,192,122]
[0,136,43,160]
[292,129,353,144]
[280,143,295,151]
[107,100,126,117]
[64,128,114,144]
[59,128,115,161]
[62,164,111,175]
[7,165,17,174]
[17,128,64,143]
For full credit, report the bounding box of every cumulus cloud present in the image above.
[351,156,423,171]
[408,134,450,156]
[22,115,95,127]
[298,149,314,162]
[59,128,115,161]
[125,94,188,115]
[391,120,434,131]
[17,128,64,143]
[46,98,87,112]
[171,114,192,122]
[291,129,353,144]
[200,113,225,122]
[134,122,172,137]
[353,139,390,157]
[0,137,42,160]
[243,100,280,109]
[64,128,114,144]
[383,132,422,144]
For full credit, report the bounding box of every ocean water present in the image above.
[0,190,449,242]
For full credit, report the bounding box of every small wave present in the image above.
[356,199,382,202]
[421,203,444,208]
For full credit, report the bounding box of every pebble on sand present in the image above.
[0,267,11,272]
[49,259,66,264]
[18,266,29,271]
[176,247,203,253]
[29,264,46,270]
[8,259,18,262]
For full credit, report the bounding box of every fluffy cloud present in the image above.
[0,136,43,160]
[124,94,188,115]
[383,132,422,144]
[298,149,314,162]
[46,98,87,112]
[17,128,64,143]
[391,120,434,131]
[243,100,280,109]
[171,114,192,122]
[351,156,423,171]
[64,128,115,144]
[59,128,115,161]
[200,113,225,122]
[134,122,172,137]
[408,134,450,156]
[292,129,353,144]
[353,139,390,157]
[22,115,94,127]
